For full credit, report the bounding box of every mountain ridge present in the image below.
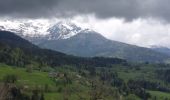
[1,21,170,63]
[36,28,170,63]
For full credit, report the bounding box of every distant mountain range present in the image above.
[1,21,170,63]
[151,46,170,56]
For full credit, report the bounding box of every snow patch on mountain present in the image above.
[0,19,50,36]
[47,21,83,40]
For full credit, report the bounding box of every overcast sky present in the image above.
[0,0,170,47]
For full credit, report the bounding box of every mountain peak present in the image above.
[80,29,95,33]
[47,21,82,40]
[55,21,79,30]
[47,21,95,40]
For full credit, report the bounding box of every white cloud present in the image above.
[1,15,170,48]
[71,15,170,48]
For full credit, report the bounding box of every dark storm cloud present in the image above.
[57,0,170,21]
[0,0,170,21]
[0,0,60,18]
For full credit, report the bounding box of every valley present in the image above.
[1,0,170,100]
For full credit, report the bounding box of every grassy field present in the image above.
[0,64,91,100]
[111,65,169,85]
[45,93,86,100]
[0,64,55,87]
[149,91,170,100]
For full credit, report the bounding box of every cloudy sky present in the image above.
[1,0,170,47]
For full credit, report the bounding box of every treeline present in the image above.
[7,87,45,100]
[82,68,151,100]
[0,44,30,67]
[156,69,170,84]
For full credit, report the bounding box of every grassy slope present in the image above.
[111,64,169,85]
[0,64,91,100]
[111,64,170,100]
[0,64,55,87]
[149,91,170,100]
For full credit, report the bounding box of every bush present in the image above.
[125,94,140,100]
[3,74,18,83]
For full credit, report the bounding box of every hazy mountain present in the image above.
[37,28,170,63]
[151,46,170,56]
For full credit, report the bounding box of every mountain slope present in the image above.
[0,31,37,49]
[0,31,126,67]
[37,30,170,63]
[151,46,170,56]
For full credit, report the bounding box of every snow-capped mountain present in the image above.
[0,19,50,37]
[47,21,83,40]
[0,19,90,41]
[44,21,95,40]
